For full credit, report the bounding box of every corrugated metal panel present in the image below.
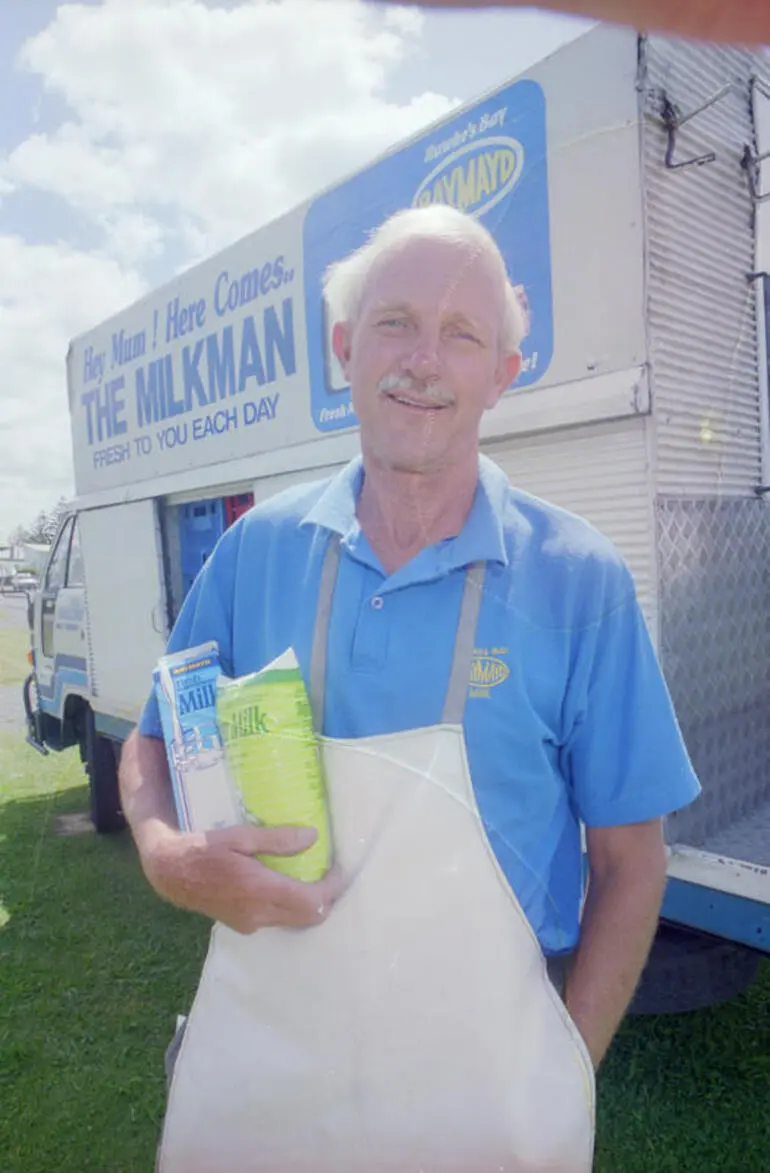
[642,38,762,496]
[482,416,658,637]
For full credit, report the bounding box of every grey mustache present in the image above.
[378,374,453,407]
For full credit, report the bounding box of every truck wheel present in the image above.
[84,708,125,834]
[627,923,761,1015]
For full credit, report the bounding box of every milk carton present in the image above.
[215,648,332,881]
[154,641,242,832]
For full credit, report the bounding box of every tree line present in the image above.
[7,498,69,547]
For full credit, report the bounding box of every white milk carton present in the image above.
[154,641,242,832]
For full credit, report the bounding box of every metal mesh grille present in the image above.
[658,497,770,846]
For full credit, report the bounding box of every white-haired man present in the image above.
[122,206,699,1173]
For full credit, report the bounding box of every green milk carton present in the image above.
[215,648,332,883]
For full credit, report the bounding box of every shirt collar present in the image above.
[300,456,365,540]
[301,454,509,572]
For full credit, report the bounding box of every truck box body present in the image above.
[29,25,770,961]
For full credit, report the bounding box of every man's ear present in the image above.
[332,322,353,378]
[486,350,522,410]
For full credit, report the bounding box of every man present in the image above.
[377,0,770,46]
[121,205,700,1173]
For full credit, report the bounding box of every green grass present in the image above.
[594,970,770,1172]
[0,733,210,1173]
[1,729,768,1171]
[0,624,31,685]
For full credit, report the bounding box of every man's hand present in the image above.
[139,821,346,934]
[119,729,345,933]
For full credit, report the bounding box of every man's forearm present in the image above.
[383,1,770,46]
[563,853,667,1069]
[118,728,179,854]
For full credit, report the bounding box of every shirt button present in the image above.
[371,595,384,610]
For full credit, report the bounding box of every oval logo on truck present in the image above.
[413,136,525,219]
[470,656,510,689]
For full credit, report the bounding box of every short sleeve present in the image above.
[563,586,701,827]
[137,528,239,739]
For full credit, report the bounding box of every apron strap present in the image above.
[441,561,486,726]
[308,535,486,732]
[308,535,341,735]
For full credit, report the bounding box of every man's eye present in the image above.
[448,326,480,343]
[378,318,408,328]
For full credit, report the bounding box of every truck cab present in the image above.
[22,511,119,830]
[23,491,255,833]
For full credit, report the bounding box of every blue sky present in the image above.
[0,0,589,540]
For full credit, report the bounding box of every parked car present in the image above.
[10,572,39,594]
[1,571,37,595]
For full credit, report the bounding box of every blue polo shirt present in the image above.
[139,455,700,955]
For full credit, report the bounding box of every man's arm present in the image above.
[380,1,770,46]
[562,818,667,1069]
[119,728,345,933]
[119,518,344,932]
[119,726,181,849]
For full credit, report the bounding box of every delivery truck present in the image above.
[22,24,770,1013]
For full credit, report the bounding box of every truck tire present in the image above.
[627,923,761,1015]
[83,708,125,834]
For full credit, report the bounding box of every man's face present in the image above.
[332,236,521,475]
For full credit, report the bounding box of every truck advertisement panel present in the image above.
[67,73,552,496]
[66,26,646,497]
[68,207,309,496]
[303,77,552,433]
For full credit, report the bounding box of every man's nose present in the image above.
[402,332,441,381]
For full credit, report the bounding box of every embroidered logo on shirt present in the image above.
[469,648,510,698]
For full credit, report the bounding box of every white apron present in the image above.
[157,542,596,1173]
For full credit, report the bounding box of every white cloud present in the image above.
[381,5,424,36]
[0,174,16,210]
[0,236,147,538]
[6,0,459,258]
[7,125,137,213]
[96,209,165,266]
[0,0,461,537]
